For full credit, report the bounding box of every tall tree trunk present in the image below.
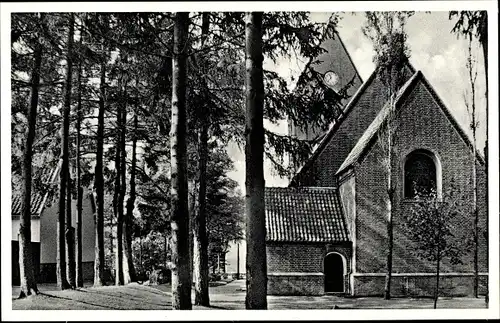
[193,121,209,306]
[66,169,76,288]
[65,13,76,289]
[114,101,124,286]
[18,16,43,297]
[466,32,479,298]
[193,12,210,307]
[93,47,106,287]
[124,113,138,283]
[170,12,192,310]
[75,38,84,287]
[120,89,131,284]
[244,12,267,310]
[384,86,396,300]
[481,11,489,305]
[57,13,75,290]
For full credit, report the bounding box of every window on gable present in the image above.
[404,151,437,199]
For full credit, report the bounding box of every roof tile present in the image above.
[265,187,350,243]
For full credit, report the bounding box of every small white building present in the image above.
[11,163,96,284]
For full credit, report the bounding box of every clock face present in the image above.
[324,71,339,89]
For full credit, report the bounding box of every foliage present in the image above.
[362,12,413,92]
[403,183,465,265]
[449,11,487,45]
[402,180,469,307]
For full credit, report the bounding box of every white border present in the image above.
[1,1,498,321]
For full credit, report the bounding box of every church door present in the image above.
[324,253,344,293]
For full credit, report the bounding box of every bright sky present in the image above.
[227,11,488,192]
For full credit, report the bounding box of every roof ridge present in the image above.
[335,70,422,175]
[289,69,379,186]
[289,61,417,186]
[267,186,338,190]
[418,72,486,164]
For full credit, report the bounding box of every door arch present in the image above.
[324,252,346,293]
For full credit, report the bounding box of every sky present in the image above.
[227,11,488,192]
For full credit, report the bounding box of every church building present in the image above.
[265,33,488,297]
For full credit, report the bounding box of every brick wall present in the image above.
[268,273,325,296]
[354,79,488,278]
[294,66,414,187]
[267,243,325,273]
[353,274,488,297]
[267,243,352,295]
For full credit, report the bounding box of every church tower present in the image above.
[287,32,363,174]
[288,32,363,143]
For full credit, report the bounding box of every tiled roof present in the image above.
[336,71,421,175]
[11,162,60,217]
[11,193,47,217]
[265,187,350,243]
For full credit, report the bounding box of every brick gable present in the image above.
[291,63,415,187]
[354,75,488,275]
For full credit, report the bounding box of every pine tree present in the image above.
[17,13,44,299]
[170,11,192,310]
[244,12,267,310]
[57,12,75,290]
[93,14,108,286]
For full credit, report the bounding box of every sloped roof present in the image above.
[336,71,422,175]
[289,62,418,186]
[11,162,60,217]
[265,187,349,243]
[336,70,486,176]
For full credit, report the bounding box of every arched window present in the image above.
[404,150,438,199]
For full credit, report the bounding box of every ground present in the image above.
[12,279,487,310]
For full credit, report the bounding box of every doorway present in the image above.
[324,252,345,293]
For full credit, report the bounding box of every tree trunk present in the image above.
[119,78,131,284]
[93,46,106,287]
[481,13,489,305]
[467,32,479,298]
[124,114,138,283]
[57,13,75,290]
[384,93,395,300]
[236,242,240,280]
[434,233,441,309]
[244,12,267,310]
[170,11,192,310]
[65,13,76,289]
[18,17,43,297]
[193,12,211,307]
[75,31,84,288]
[139,236,143,277]
[114,101,124,286]
[193,121,210,306]
[66,170,76,288]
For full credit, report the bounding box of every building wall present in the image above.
[266,243,351,295]
[294,66,414,187]
[267,243,325,273]
[39,190,95,264]
[12,218,40,242]
[353,79,488,296]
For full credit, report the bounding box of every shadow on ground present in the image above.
[12,279,488,310]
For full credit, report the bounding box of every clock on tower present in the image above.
[324,71,340,90]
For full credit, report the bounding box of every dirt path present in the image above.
[12,279,488,310]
